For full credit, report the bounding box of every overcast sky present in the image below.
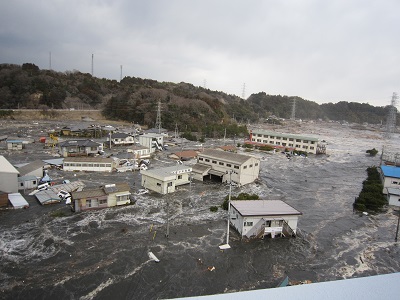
[1,0,399,106]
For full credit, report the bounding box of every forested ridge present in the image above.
[0,63,396,134]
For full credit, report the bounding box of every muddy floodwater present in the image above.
[1,120,400,299]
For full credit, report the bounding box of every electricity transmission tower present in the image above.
[385,92,398,139]
[155,100,162,134]
[291,98,296,120]
[242,83,246,99]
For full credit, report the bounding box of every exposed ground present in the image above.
[0,118,399,300]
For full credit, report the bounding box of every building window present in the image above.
[199,157,204,161]
[227,164,232,167]
[255,163,258,166]
[243,166,247,169]
[265,220,271,227]
[249,164,253,168]
[178,175,182,179]
[87,199,92,207]
[205,159,210,162]
[244,221,253,226]
[99,199,107,205]
[212,160,217,164]
[219,162,224,166]
[20,182,24,187]
[289,138,294,141]
[157,183,161,186]
[167,182,173,187]
[234,165,239,169]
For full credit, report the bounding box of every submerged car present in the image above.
[57,190,71,200]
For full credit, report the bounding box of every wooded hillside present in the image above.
[0,63,396,134]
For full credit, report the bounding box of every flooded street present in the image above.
[1,121,400,299]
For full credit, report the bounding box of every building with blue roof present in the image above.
[379,165,400,196]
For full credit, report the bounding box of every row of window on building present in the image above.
[253,134,316,144]
[253,138,315,150]
[198,157,259,169]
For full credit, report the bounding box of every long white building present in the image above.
[248,129,320,154]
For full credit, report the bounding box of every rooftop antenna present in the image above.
[155,100,162,134]
[242,83,246,99]
[120,65,123,82]
[49,51,52,70]
[91,54,94,76]
[385,92,398,139]
[291,98,296,120]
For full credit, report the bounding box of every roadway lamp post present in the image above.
[166,183,170,238]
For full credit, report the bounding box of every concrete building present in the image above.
[58,139,103,157]
[140,165,192,194]
[229,200,302,239]
[0,155,19,193]
[139,133,164,153]
[72,183,132,212]
[63,157,116,172]
[192,149,260,186]
[379,165,400,194]
[248,129,320,154]
[386,187,400,207]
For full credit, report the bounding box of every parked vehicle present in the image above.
[57,190,71,201]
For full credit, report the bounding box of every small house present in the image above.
[58,139,103,157]
[16,160,45,178]
[108,132,135,146]
[7,140,24,150]
[229,200,302,239]
[386,187,400,207]
[127,145,151,159]
[72,183,132,212]
[18,175,39,191]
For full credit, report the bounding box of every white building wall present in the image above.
[382,177,400,194]
[0,173,18,193]
[63,162,114,172]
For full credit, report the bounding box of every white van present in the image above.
[37,182,50,191]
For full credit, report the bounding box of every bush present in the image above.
[209,206,218,212]
[354,166,387,212]
[366,148,378,156]
[221,193,260,210]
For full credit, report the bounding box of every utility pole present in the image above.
[120,65,123,82]
[395,209,400,242]
[291,98,296,120]
[220,170,233,249]
[91,54,94,76]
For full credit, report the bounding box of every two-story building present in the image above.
[58,139,103,157]
[108,132,135,146]
[71,183,132,212]
[139,133,164,153]
[140,165,192,194]
[229,200,302,239]
[191,149,260,186]
[247,129,320,154]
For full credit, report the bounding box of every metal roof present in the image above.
[192,163,211,173]
[230,200,302,217]
[199,149,256,165]
[8,193,29,208]
[111,132,131,138]
[380,165,400,178]
[177,272,400,300]
[141,165,192,180]
[0,155,19,174]
[58,139,101,147]
[72,188,106,199]
[16,160,44,176]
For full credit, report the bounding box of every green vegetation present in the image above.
[222,193,260,210]
[50,210,67,218]
[0,63,397,127]
[209,206,218,212]
[366,148,379,157]
[353,166,387,212]
[0,110,14,118]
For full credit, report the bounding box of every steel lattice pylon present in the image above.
[385,92,398,139]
